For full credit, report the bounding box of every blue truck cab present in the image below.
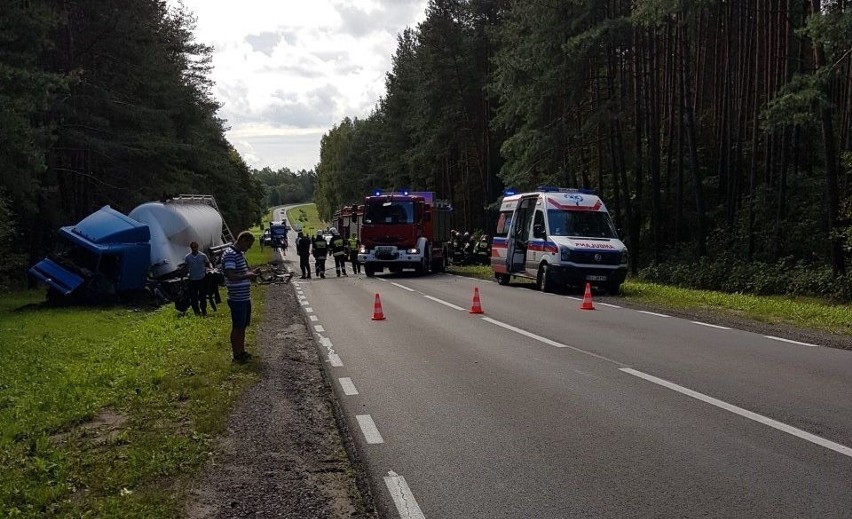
[29,206,151,297]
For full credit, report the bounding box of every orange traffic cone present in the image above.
[580,282,595,310]
[371,293,386,320]
[469,287,484,314]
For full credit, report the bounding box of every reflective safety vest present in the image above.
[347,237,358,251]
[332,236,346,256]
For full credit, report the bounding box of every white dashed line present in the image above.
[328,354,343,367]
[621,368,852,458]
[305,307,313,313]
[300,300,309,306]
[764,335,820,348]
[638,310,670,318]
[356,415,385,444]
[384,471,425,519]
[392,282,416,292]
[314,325,325,333]
[691,321,730,330]
[339,377,359,395]
[309,315,319,322]
[423,295,465,311]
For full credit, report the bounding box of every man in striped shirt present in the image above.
[222,231,260,362]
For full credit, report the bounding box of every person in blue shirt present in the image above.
[184,241,212,316]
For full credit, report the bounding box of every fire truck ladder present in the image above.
[172,194,236,245]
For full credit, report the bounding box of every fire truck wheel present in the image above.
[364,264,375,277]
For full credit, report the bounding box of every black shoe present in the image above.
[336,271,340,277]
[232,352,252,363]
[321,273,325,278]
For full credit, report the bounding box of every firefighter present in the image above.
[347,233,361,274]
[312,230,328,278]
[330,228,347,277]
[475,234,490,265]
[296,231,312,279]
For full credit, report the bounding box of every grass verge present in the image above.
[285,204,326,237]
[1,230,275,517]
[448,265,850,336]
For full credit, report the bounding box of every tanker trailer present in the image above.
[29,196,228,303]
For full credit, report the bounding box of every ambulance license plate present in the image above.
[586,275,607,281]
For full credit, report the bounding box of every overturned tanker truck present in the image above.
[29,195,234,304]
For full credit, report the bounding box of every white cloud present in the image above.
[168,0,428,172]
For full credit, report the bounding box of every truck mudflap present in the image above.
[28,258,85,295]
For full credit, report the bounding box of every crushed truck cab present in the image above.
[491,187,628,293]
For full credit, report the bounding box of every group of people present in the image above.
[450,230,491,265]
[295,228,361,279]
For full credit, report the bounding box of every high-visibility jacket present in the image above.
[347,237,358,251]
[331,236,346,256]
[312,237,328,258]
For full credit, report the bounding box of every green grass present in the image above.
[0,239,272,516]
[621,280,852,336]
[285,203,326,237]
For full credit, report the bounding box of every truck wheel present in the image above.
[607,281,622,295]
[537,264,556,293]
[364,264,375,277]
[496,273,510,285]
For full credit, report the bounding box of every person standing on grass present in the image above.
[222,231,260,363]
[184,241,212,316]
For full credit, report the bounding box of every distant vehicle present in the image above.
[292,223,303,232]
[269,221,288,248]
[491,187,628,293]
[261,229,272,246]
[357,191,451,276]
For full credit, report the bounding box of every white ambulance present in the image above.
[491,187,628,293]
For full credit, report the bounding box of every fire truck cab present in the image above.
[491,187,628,293]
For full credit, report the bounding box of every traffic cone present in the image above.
[580,282,595,310]
[371,293,386,320]
[469,286,484,314]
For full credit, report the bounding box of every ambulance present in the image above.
[491,187,628,293]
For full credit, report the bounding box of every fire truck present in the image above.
[356,191,452,277]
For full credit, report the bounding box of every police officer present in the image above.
[296,231,312,279]
[347,233,361,274]
[330,228,347,277]
[312,230,328,278]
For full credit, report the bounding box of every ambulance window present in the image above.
[495,211,512,237]
[532,211,546,239]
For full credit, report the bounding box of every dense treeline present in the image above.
[315,0,852,300]
[0,0,266,286]
[253,167,316,208]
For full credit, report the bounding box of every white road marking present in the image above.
[356,415,385,444]
[423,295,465,311]
[566,296,582,301]
[328,354,343,367]
[598,302,622,308]
[319,337,333,349]
[392,282,416,292]
[305,307,313,313]
[384,471,425,519]
[620,368,852,459]
[309,315,319,322]
[300,300,309,306]
[481,317,625,366]
[638,310,670,318]
[765,335,820,348]
[314,325,325,332]
[339,377,359,395]
[692,321,730,330]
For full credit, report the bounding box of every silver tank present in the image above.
[128,202,224,278]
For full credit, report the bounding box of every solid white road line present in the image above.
[309,315,319,322]
[356,415,385,444]
[638,310,670,318]
[764,335,820,348]
[691,321,731,330]
[339,377,359,395]
[423,295,466,311]
[384,471,425,519]
[314,325,325,332]
[620,368,852,459]
[598,302,622,309]
[328,354,343,367]
[391,282,416,292]
[481,317,625,366]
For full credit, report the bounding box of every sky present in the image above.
[168,0,429,172]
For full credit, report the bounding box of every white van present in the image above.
[491,187,628,293]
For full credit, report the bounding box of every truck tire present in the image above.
[495,273,510,285]
[607,281,622,295]
[432,249,446,273]
[364,264,375,277]
[537,264,556,293]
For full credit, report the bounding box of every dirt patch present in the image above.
[184,278,376,518]
[50,408,129,446]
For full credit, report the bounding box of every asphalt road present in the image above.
[277,209,852,518]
